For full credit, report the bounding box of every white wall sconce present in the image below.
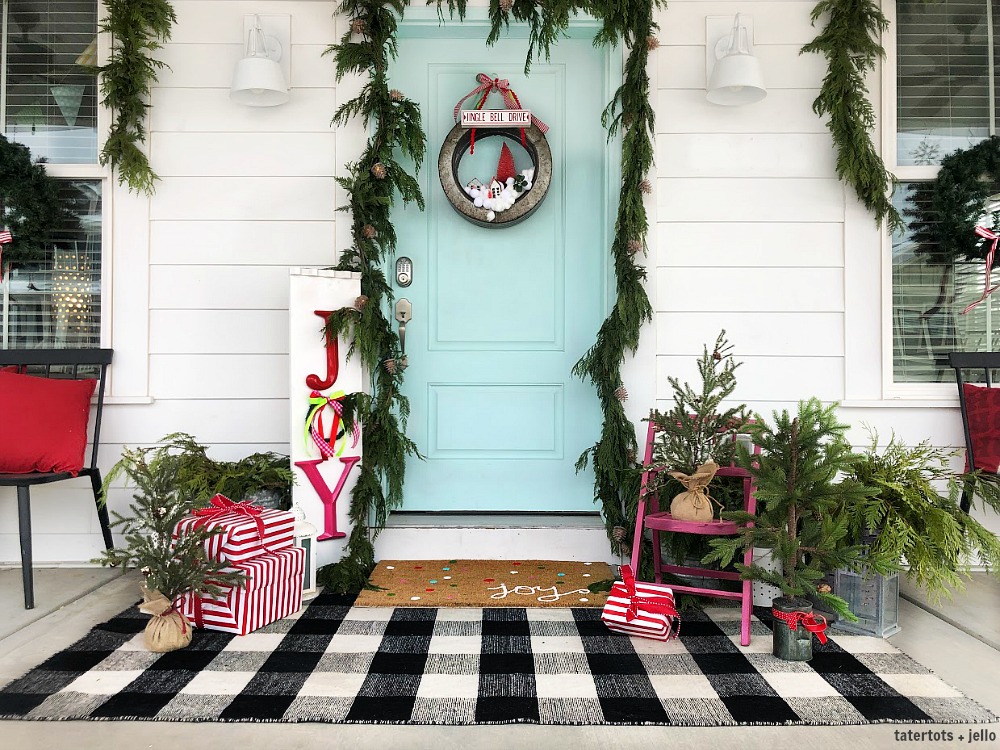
[705,14,767,106]
[292,502,319,600]
[231,14,290,107]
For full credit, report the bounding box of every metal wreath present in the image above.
[437,123,552,228]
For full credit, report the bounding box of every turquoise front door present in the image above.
[391,18,618,512]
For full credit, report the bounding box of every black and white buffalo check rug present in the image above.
[0,591,995,726]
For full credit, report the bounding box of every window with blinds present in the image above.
[1,1,101,349]
[2,0,98,163]
[895,0,995,167]
[892,1,1000,383]
[892,182,1000,383]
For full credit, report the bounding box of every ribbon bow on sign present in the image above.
[771,607,829,645]
[305,390,360,460]
[619,564,678,623]
[453,73,549,154]
[962,225,1000,315]
[192,494,267,546]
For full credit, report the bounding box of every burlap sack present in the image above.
[140,585,193,653]
[668,460,721,522]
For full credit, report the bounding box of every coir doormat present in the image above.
[0,590,995,726]
[354,559,615,608]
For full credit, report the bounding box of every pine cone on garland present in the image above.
[639,179,653,195]
[362,224,378,239]
[622,112,633,129]
[383,358,397,375]
[499,0,514,11]
[351,18,366,36]
[612,526,627,543]
[647,36,660,51]
[370,162,387,180]
[389,89,405,102]
[816,583,832,595]
[354,295,368,312]
[614,386,628,402]
[627,239,643,255]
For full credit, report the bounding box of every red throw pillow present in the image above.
[962,383,1000,473]
[0,370,96,475]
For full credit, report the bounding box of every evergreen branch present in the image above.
[98,0,176,194]
[801,0,901,232]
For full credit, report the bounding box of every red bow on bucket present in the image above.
[771,607,828,645]
[192,494,267,546]
[620,565,678,622]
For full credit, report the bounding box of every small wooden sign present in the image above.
[461,109,532,128]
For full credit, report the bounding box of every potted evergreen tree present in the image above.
[96,443,245,652]
[705,398,871,660]
[841,433,1000,619]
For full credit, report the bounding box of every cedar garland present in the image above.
[316,0,661,591]
[802,0,902,232]
[98,0,177,195]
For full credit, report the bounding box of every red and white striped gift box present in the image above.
[176,546,305,635]
[601,566,680,641]
[174,495,295,564]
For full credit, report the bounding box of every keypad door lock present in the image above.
[395,256,413,287]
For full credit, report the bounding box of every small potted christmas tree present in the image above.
[705,398,871,660]
[95,444,245,652]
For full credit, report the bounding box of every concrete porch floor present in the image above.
[0,569,997,750]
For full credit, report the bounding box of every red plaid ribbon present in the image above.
[962,225,1000,315]
[453,73,549,154]
[0,230,11,271]
[308,390,360,459]
[771,607,828,644]
[619,564,678,622]
[192,494,267,548]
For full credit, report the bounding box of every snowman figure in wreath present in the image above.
[462,143,536,221]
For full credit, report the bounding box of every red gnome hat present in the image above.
[495,142,516,185]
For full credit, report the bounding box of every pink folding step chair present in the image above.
[629,420,758,646]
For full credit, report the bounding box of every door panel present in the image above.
[390,26,615,512]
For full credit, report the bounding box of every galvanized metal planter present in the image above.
[830,567,901,638]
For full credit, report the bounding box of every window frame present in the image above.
[1,0,111,349]
[877,0,996,400]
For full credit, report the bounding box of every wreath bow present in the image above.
[962,225,1000,315]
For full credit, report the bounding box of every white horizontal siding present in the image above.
[657,134,836,178]
[656,90,827,134]
[149,354,289,399]
[657,178,845,223]
[657,312,844,357]
[150,177,335,221]
[150,266,291,309]
[657,267,844,312]
[150,310,289,354]
[151,133,338,176]
[150,221,335,266]
[658,222,844,268]
[150,87,337,132]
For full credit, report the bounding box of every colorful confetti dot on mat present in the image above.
[442,567,450,571]
[584,562,592,565]
[583,574,591,578]
[579,598,589,602]
[414,566,423,570]
[483,578,494,582]
[510,571,518,575]
[429,579,438,584]
[512,562,521,565]
[387,593,395,597]
[449,559,458,563]
[537,565,546,569]
[410,596,421,601]
[557,573,565,577]
[426,588,434,592]
[386,565,395,570]
[450,584,457,587]
[443,576,451,580]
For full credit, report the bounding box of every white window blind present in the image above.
[896,0,994,166]
[2,0,98,163]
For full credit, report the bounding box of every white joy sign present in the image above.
[461,109,532,128]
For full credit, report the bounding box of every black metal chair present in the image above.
[948,351,1000,512]
[0,348,114,608]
